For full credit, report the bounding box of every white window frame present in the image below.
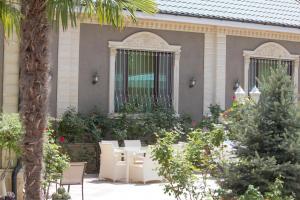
[243,42,300,95]
[108,31,181,114]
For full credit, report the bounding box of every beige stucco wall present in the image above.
[2,32,19,113]
[49,30,59,117]
[0,30,58,116]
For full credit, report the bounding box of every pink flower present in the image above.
[59,136,65,143]
[232,95,236,101]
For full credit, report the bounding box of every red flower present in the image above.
[191,120,197,127]
[59,136,65,143]
[232,95,236,101]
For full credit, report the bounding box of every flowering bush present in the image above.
[43,127,70,198]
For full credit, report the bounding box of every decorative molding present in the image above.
[243,42,300,93]
[109,31,181,52]
[215,33,227,110]
[243,42,299,60]
[57,25,80,117]
[84,14,300,42]
[108,31,181,114]
[125,19,300,42]
[108,48,117,114]
[203,32,217,114]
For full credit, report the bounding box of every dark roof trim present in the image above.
[158,10,300,29]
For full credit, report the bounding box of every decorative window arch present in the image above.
[108,32,181,114]
[243,42,299,94]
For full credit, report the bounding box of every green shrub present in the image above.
[59,106,192,145]
[0,113,23,155]
[197,104,223,131]
[57,108,89,143]
[239,178,295,200]
[152,127,226,200]
[43,128,70,198]
[239,185,264,200]
[51,187,71,200]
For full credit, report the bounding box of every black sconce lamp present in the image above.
[92,73,99,84]
[233,80,240,91]
[189,77,196,88]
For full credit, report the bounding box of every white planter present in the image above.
[0,149,16,169]
[0,178,7,197]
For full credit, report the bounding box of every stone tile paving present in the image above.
[50,174,175,200]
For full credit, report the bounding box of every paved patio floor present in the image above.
[50,174,175,200]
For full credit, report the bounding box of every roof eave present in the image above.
[135,12,300,35]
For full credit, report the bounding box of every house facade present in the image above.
[1,0,300,120]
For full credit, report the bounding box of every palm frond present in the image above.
[47,0,81,31]
[92,0,158,28]
[0,0,20,37]
[47,0,157,30]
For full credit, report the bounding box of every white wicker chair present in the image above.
[124,140,144,162]
[124,140,141,149]
[99,143,126,182]
[129,147,161,184]
[101,140,119,148]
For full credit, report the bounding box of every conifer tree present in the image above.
[222,66,300,198]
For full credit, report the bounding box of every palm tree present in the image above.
[0,0,157,199]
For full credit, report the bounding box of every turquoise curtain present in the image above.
[115,50,173,112]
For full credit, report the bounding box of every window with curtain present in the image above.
[115,49,174,112]
[248,58,294,92]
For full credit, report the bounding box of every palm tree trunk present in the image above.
[20,0,49,199]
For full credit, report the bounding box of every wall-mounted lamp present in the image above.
[233,80,240,91]
[92,73,99,85]
[189,77,196,88]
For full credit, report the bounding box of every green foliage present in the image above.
[102,107,192,144]
[222,66,300,197]
[0,0,20,36]
[238,178,295,200]
[198,104,223,131]
[152,127,226,200]
[47,0,157,31]
[0,0,157,37]
[58,106,192,145]
[265,177,295,200]
[43,128,70,198]
[239,185,264,200]
[209,104,223,123]
[0,113,23,155]
[57,107,90,143]
[51,187,71,200]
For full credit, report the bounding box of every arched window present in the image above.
[108,32,181,114]
[243,42,299,93]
